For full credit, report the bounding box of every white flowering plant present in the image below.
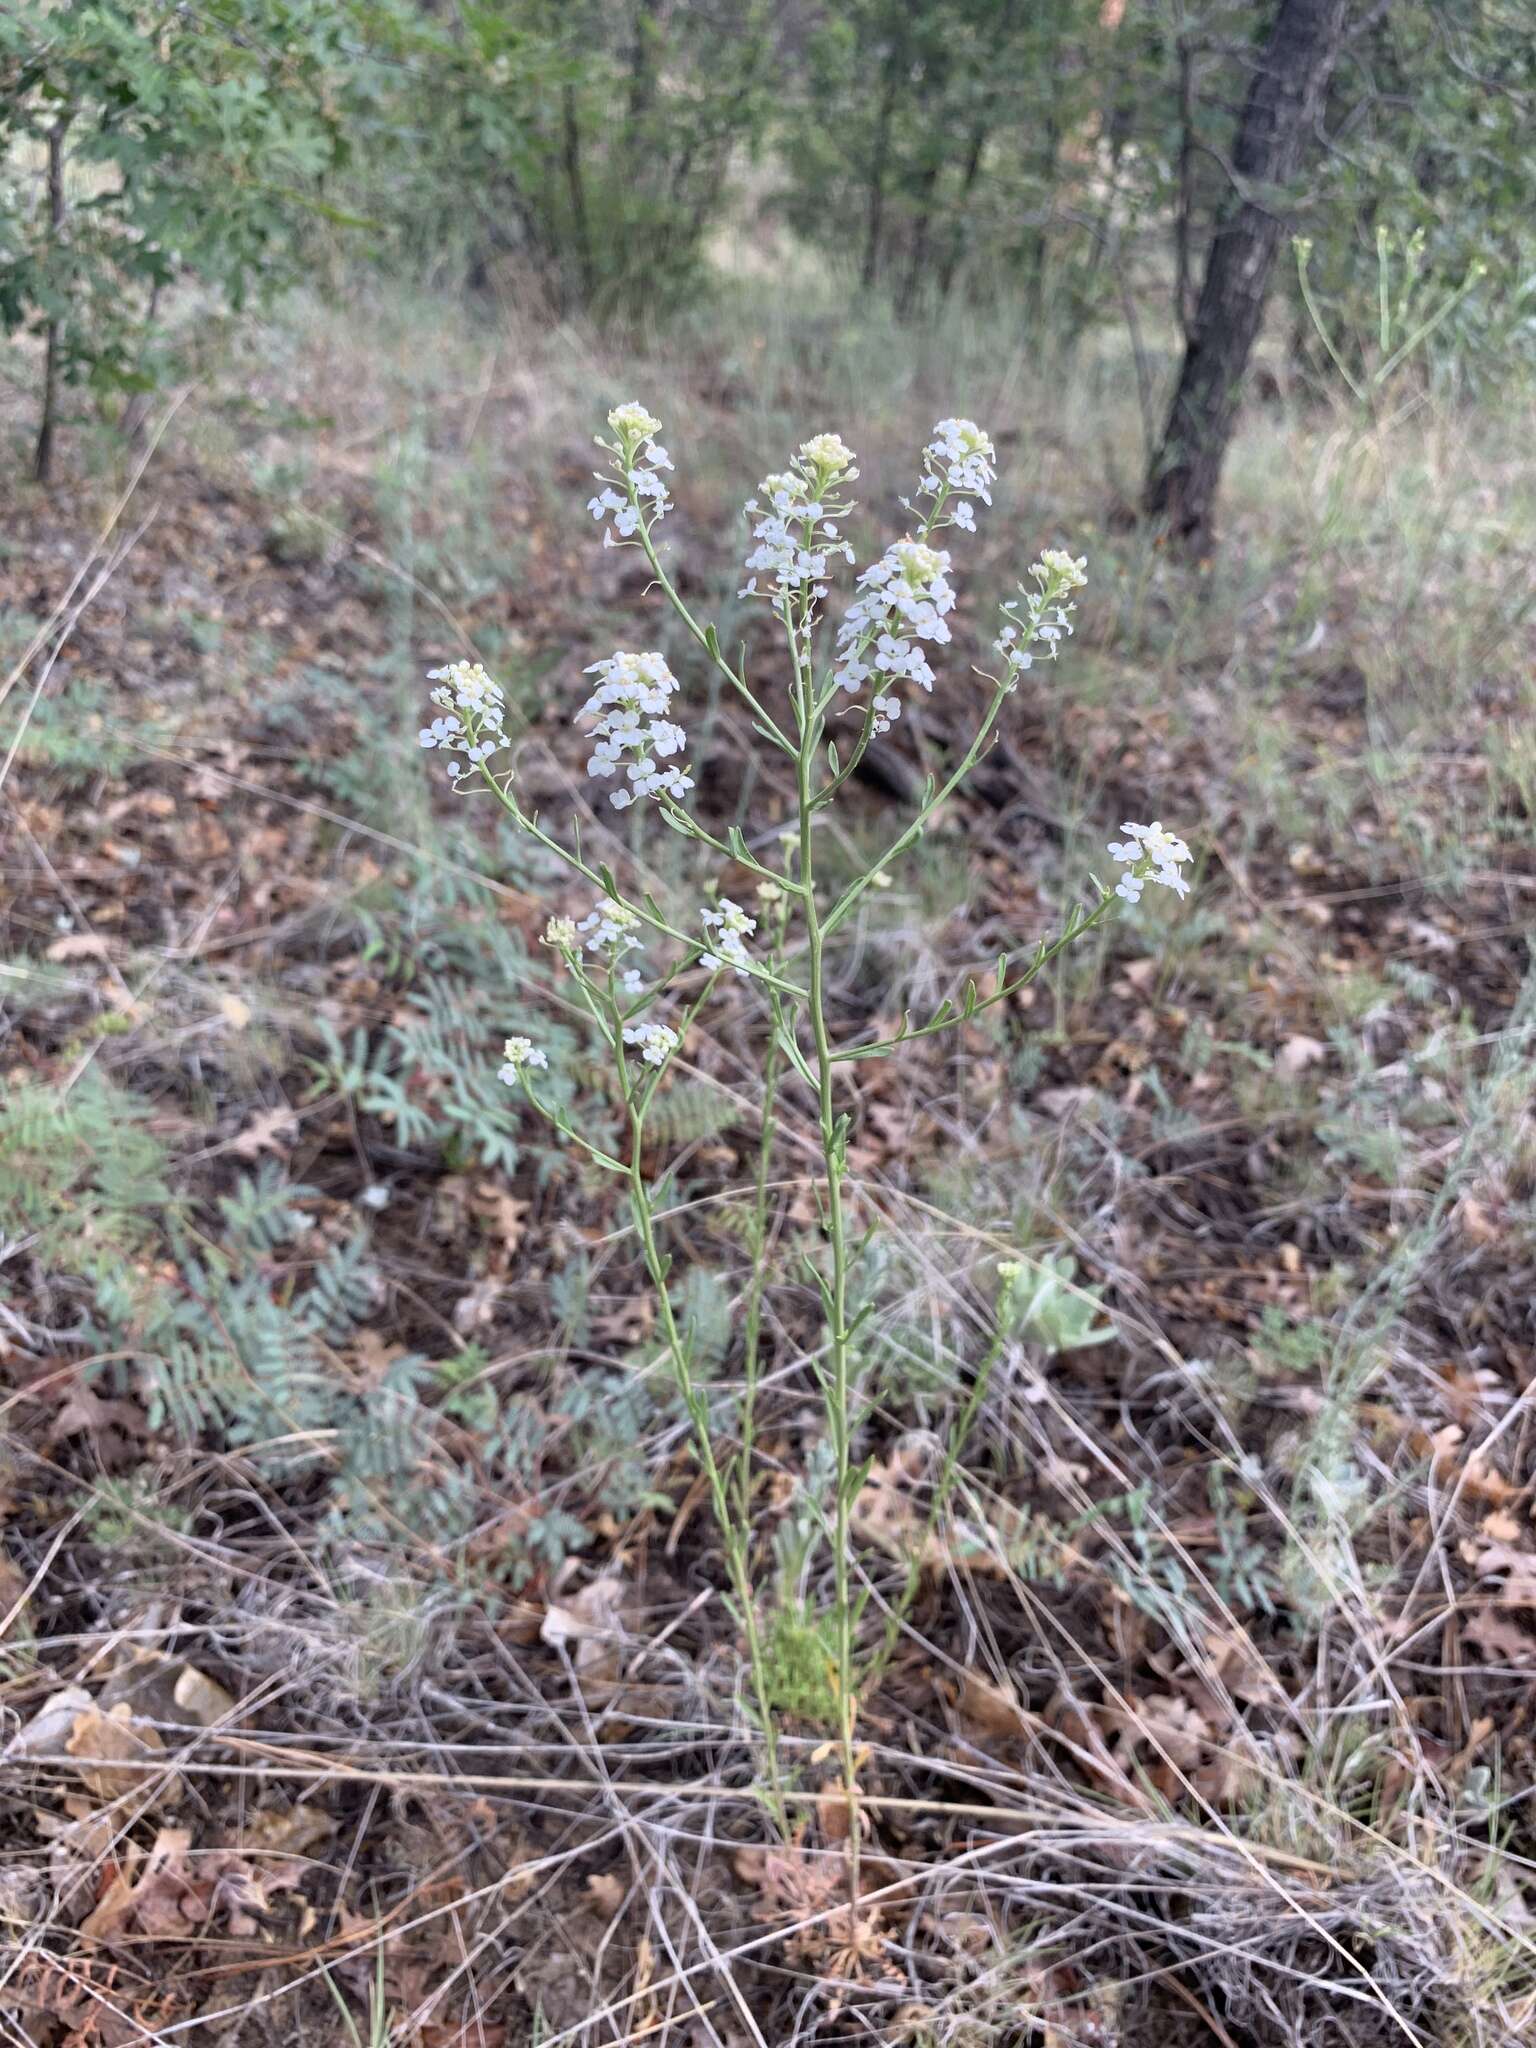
[418,401,1191,1843]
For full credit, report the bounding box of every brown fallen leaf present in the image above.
[1464,1608,1536,1666]
[1461,1539,1536,1604]
[1202,1625,1288,1706]
[172,1665,238,1728]
[66,1702,168,1803]
[474,1180,531,1253]
[80,1848,146,1941]
[1275,1034,1327,1077]
[34,1804,117,1917]
[452,1274,503,1334]
[851,1446,950,1572]
[47,1379,146,1447]
[816,1781,856,1844]
[237,1804,336,1857]
[227,1104,299,1159]
[540,1574,632,1678]
[1,1685,93,1763]
[45,933,114,962]
[585,1869,627,1917]
[954,1669,1035,1742]
[80,1823,313,1944]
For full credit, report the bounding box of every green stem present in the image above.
[795,736,862,1891]
[478,762,807,1001]
[610,989,790,1833]
[831,888,1119,1061]
[738,947,786,1517]
[865,1320,1002,1690]
[815,695,881,808]
[622,477,797,755]
[823,673,1014,938]
[658,795,804,894]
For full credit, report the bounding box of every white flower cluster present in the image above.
[739,432,858,611]
[740,473,855,609]
[579,897,642,959]
[1107,821,1193,903]
[800,432,857,475]
[700,897,756,976]
[835,537,957,721]
[548,902,644,995]
[1038,548,1089,590]
[577,650,693,809]
[918,417,995,532]
[994,551,1088,677]
[588,401,673,547]
[418,661,508,783]
[622,1020,678,1067]
[498,1035,548,1083]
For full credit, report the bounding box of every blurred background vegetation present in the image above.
[4,1,1534,504]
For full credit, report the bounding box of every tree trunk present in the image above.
[625,0,661,154]
[1173,36,1198,337]
[34,119,69,486]
[861,19,907,292]
[937,121,988,301]
[897,161,940,318]
[1145,0,1348,550]
[560,81,595,309]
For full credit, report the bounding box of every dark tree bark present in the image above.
[1145,0,1348,550]
[896,159,939,319]
[1173,35,1198,336]
[560,81,595,308]
[34,117,69,486]
[937,120,988,302]
[861,17,908,291]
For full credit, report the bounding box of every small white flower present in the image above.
[579,897,642,959]
[419,662,508,782]
[893,539,946,585]
[1106,820,1192,905]
[994,554,1088,685]
[921,418,996,511]
[498,1035,548,1083]
[622,1020,678,1067]
[834,533,956,712]
[589,405,673,546]
[577,651,691,811]
[738,433,861,621]
[700,896,756,975]
[542,916,579,950]
[758,470,807,508]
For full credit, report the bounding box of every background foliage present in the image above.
[6,0,1534,458]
